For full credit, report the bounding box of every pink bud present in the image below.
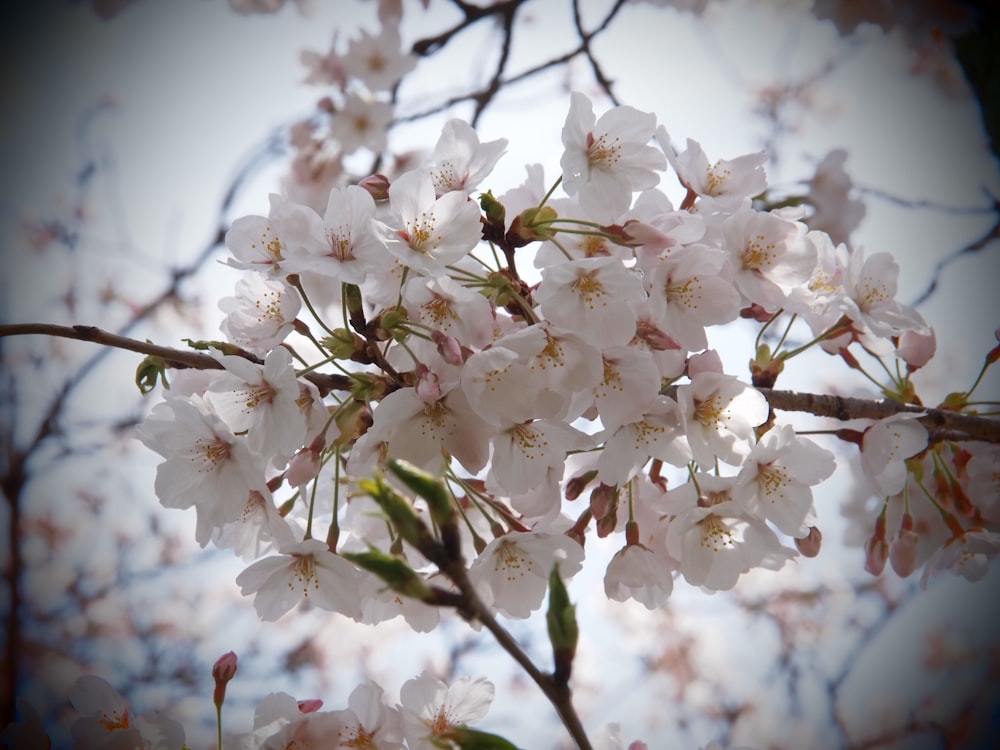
[415,365,442,402]
[589,483,617,520]
[794,526,823,558]
[431,330,464,366]
[895,328,936,371]
[212,651,238,709]
[889,513,919,577]
[358,173,390,201]
[686,349,724,377]
[297,699,323,714]
[286,448,322,488]
[635,320,680,351]
[864,535,889,576]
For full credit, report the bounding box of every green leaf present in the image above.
[437,725,523,750]
[387,458,455,527]
[546,563,578,686]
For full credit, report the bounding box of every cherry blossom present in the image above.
[843,246,928,345]
[920,529,1000,587]
[640,244,741,351]
[280,184,386,285]
[236,538,364,621]
[720,208,816,310]
[604,542,675,609]
[204,346,305,466]
[343,24,416,91]
[804,148,866,244]
[399,671,495,750]
[137,396,267,546]
[596,396,691,486]
[402,274,495,349]
[489,418,591,496]
[469,530,584,618]
[560,92,666,218]
[68,675,144,750]
[535,256,646,349]
[224,193,293,275]
[374,169,484,276]
[219,272,301,355]
[330,91,393,153]
[676,370,770,468]
[733,424,835,538]
[861,412,929,497]
[429,118,508,196]
[664,477,788,591]
[663,132,767,212]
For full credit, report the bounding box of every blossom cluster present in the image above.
[135,76,1000,633]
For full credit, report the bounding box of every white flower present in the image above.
[664,478,787,591]
[204,346,305,466]
[805,148,866,244]
[280,184,387,286]
[224,193,293,275]
[536,256,645,349]
[642,244,741,351]
[236,538,364,621]
[211,490,298,561]
[219,272,301,355]
[593,346,662,431]
[364,385,494,474]
[137,396,267,545]
[560,92,666,219]
[489,418,590,496]
[324,682,405,749]
[921,530,1000,588]
[721,208,816,310]
[676,372,770,468]
[861,413,928,497]
[430,118,508,196]
[374,169,484,276]
[402,274,495,349]
[469,530,584,618]
[665,132,767,212]
[69,676,143,750]
[329,91,393,153]
[733,425,835,537]
[399,671,495,750]
[343,25,416,91]
[604,543,675,608]
[597,396,691,486]
[843,246,927,343]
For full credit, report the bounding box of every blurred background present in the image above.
[2,0,999,747]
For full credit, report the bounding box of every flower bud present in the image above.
[795,526,823,558]
[297,699,323,714]
[889,513,919,577]
[212,651,238,710]
[896,328,936,371]
[358,173,390,201]
[864,535,889,576]
[286,446,322,488]
[431,330,465,366]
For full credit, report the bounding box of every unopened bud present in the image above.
[589,483,617,520]
[358,173,390,201]
[297,699,323,714]
[506,205,558,246]
[740,303,774,323]
[565,469,598,500]
[431,330,465,366]
[896,328,936,371]
[889,513,918,577]
[794,526,822,558]
[286,446,323,487]
[212,651,238,709]
[324,328,363,359]
[864,535,889,576]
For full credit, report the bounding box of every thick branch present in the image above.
[4,324,997,442]
[759,388,1000,444]
[0,324,352,397]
